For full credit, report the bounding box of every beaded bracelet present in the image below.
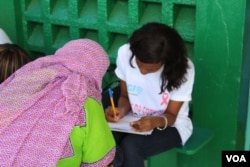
[156,116,168,131]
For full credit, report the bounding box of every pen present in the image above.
[108,88,117,115]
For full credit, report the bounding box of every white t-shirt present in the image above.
[0,28,12,44]
[115,44,195,144]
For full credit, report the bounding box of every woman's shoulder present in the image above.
[118,43,131,54]
[117,43,132,61]
[187,58,195,71]
[185,58,195,80]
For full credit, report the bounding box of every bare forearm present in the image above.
[117,96,131,116]
[146,113,176,130]
[161,112,176,127]
[156,100,183,128]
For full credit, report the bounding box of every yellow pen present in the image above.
[108,88,116,115]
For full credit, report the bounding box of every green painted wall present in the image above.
[0,0,16,42]
[181,0,248,166]
[0,0,248,166]
[243,0,250,150]
[246,87,250,150]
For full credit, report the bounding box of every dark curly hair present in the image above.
[129,22,189,93]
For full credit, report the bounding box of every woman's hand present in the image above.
[130,116,160,132]
[105,106,125,122]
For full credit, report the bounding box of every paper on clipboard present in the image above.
[108,112,153,135]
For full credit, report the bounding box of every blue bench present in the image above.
[147,126,214,167]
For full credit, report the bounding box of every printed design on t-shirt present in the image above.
[127,83,142,96]
[160,92,169,106]
[131,103,164,117]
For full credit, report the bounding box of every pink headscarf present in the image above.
[0,39,110,166]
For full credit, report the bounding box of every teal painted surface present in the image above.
[246,86,250,150]
[188,0,247,166]
[0,0,248,166]
[10,0,196,61]
[0,0,16,42]
[243,0,250,151]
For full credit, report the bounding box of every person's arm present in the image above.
[117,80,131,117]
[156,100,183,128]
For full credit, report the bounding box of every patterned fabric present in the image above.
[0,39,111,166]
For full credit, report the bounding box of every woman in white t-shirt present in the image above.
[105,22,195,167]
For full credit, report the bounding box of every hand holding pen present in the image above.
[105,88,122,122]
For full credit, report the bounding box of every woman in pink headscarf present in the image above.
[0,39,115,167]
